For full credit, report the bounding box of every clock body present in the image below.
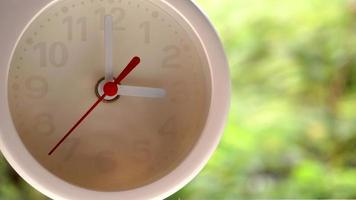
[0,0,230,200]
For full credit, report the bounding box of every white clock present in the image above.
[0,0,230,199]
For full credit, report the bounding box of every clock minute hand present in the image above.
[105,15,114,82]
[48,56,141,156]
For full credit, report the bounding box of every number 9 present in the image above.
[25,76,48,99]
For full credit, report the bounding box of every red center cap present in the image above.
[103,82,118,96]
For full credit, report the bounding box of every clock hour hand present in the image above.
[118,85,166,98]
[105,15,114,82]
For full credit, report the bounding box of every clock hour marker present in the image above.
[61,7,68,13]
[152,11,159,18]
[26,38,34,45]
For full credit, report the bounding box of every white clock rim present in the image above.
[0,0,231,200]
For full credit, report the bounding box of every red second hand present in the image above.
[48,56,141,156]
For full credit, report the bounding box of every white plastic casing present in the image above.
[0,0,230,199]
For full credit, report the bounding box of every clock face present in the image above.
[7,0,211,191]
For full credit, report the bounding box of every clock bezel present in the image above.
[0,0,231,199]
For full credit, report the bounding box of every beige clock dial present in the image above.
[7,0,211,191]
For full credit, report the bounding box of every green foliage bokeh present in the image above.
[1,0,356,199]
[170,0,356,199]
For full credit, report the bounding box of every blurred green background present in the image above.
[1,0,356,199]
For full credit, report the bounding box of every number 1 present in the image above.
[140,21,151,44]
